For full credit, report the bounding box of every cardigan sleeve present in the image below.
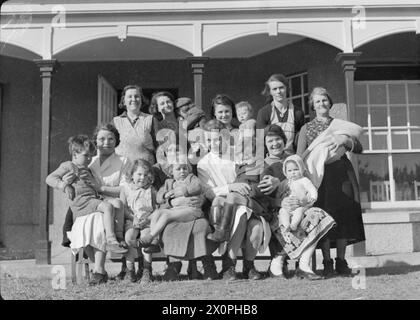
[45,161,73,192]
[256,104,271,130]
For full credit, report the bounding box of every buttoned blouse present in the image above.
[89,152,131,188]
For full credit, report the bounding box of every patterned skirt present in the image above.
[271,207,336,260]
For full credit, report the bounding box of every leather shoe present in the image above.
[295,268,323,280]
[244,267,262,280]
[222,266,238,281]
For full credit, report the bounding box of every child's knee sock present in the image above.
[126,261,135,271]
[144,260,152,272]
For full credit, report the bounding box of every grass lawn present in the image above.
[1,266,420,300]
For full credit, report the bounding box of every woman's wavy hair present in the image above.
[308,87,333,111]
[261,74,290,103]
[149,91,175,121]
[118,84,149,113]
[210,94,237,121]
[92,123,120,148]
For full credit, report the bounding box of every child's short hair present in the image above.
[166,151,193,178]
[68,135,96,156]
[203,119,226,132]
[129,159,154,184]
[235,101,253,116]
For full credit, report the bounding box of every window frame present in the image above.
[355,80,420,209]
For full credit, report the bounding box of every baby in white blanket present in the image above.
[302,118,363,188]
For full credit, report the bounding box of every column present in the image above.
[188,57,209,109]
[34,59,59,264]
[334,52,362,122]
[335,52,366,257]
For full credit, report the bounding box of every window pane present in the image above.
[291,76,302,97]
[303,74,308,93]
[411,130,420,149]
[393,153,420,201]
[390,106,407,126]
[369,84,387,105]
[359,131,369,150]
[407,83,420,104]
[371,130,388,150]
[409,106,420,126]
[304,95,309,115]
[358,154,389,202]
[355,84,367,105]
[355,106,368,127]
[292,97,302,110]
[388,84,406,104]
[391,130,408,149]
[370,106,387,127]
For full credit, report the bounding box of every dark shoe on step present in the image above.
[322,259,335,278]
[222,266,238,281]
[243,267,263,280]
[335,258,352,276]
[163,263,180,282]
[295,268,323,281]
[116,269,126,280]
[89,272,108,286]
[202,256,219,280]
[128,269,137,283]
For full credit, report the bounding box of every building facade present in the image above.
[1,0,420,262]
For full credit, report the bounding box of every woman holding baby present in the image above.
[297,87,365,278]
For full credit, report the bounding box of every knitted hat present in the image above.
[282,154,306,177]
[264,124,287,144]
[175,97,194,110]
[186,106,206,130]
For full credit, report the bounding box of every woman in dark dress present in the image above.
[297,87,365,277]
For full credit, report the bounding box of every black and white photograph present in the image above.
[1,0,420,303]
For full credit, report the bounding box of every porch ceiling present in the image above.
[53,36,192,61]
[204,33,304,58]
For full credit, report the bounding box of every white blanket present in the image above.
[302,118,363,188]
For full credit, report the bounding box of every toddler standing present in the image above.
[120,159,159,283]
[46,135,128,254]
[278,155,318,231]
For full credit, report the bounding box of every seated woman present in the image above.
[153,143,219,281]
[64,123,131,285]
[259,125,336,280]
[198,119,268,281]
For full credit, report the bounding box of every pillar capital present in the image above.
[188,57,209,109]
[335,52,362,73]
[188,56,209,71]
[34,59,59,77]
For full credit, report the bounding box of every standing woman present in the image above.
[150,91,179,133]
[297,87,365,277]
[257,74,305,156]
[113,85,156,164]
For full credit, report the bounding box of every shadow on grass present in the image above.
[364,263,420,277]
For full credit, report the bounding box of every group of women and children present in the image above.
[46,73,365,286]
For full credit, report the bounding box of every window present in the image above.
[287,72,309,121]
[355,80,420,205]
